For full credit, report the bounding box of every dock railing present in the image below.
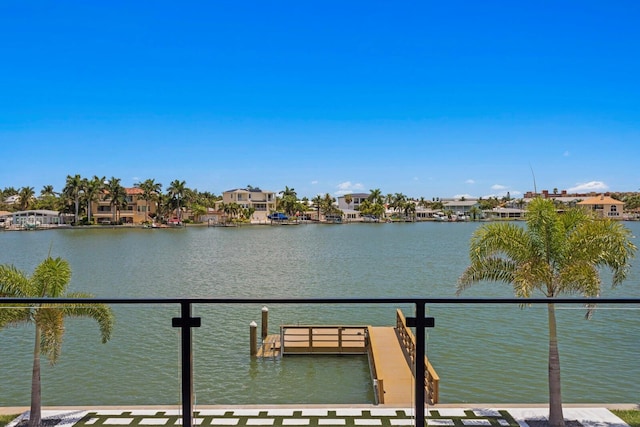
[364,325,385,404]
[280,325,368,355]
[396,309,440,405]
[2,296,638,427]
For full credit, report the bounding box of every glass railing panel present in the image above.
[0,304,182,407]
[424,302,640,405]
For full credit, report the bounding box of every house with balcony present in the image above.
[337,193,370,210]
[221,187,276,223]
[577,195,624,219]
[92,187,156,224]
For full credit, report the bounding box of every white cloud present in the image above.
[311,180,318,185]
[491,184,507,190]
[335,181,365,196]
[465,179,475,184]
[568,181,609,192]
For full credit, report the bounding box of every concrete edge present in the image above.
[2,403,639,416]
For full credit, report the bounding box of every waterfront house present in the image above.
[92,187,155,224]
[487,207,526,220]
[337,193,370,210]
[442,199,480,217]
[577,195,624,219]
[221,187,276,223]
[4,209,66,229]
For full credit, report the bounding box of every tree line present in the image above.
[0,175,221,225]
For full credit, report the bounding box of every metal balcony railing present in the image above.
[2,297,638,427]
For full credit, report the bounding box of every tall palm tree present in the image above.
[0,256,114,427]
[18,186,36,210]
[311,195,323,222]
[136,179,162,223]
[63,174,84,224]
[457,198,636,427]
[167,180,187,221]
[104,177,126,224]
[83,176,105,224]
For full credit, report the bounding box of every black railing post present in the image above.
[172,302,201,427]
[407,301,435,427]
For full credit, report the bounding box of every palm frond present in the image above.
[32,257,72,298]
[469,223,531,263]
[0,264,34,297]
[456,257,516,295]
[37,307,65,365]
[0,304,32,328]
[569,219,636,287]
[62,292,114,343]
[557,261,600,296]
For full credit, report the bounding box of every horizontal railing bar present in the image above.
[2,297,640,304]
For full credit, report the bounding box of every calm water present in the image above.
[0,222,639,406]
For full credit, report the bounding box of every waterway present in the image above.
[0,222,638,406]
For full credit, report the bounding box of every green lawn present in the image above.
[612,410,640,427]
[0,415,17,427]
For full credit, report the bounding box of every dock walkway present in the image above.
[256,309,439,405]
[367,326,414,404]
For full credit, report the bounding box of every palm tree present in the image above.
[403,200,416,221]
[368,188,383,205]
[190,204,207,223]
[36,186,60,211]
[17,186,36,210]
[344,193,353,210]
[167,180,187,221]
[136,179,162,223]
[0,256,114,427]
[456,198,636,427]
[104,177,126,224]
[83,176,105,224]
[468,205,482,221]
[40,185,56,197]
[392,193,407,214]
[321,193,336,216]
[278,186,298,216]
[222,202,240,222]
[62,174,84,224]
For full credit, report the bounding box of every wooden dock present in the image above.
[255,309,439,404]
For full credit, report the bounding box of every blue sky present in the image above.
[1,1,639,200]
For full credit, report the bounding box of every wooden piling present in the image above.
[250,321,257,356]
[261,306,269,340]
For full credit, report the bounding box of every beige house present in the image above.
[577,195,624,219]
[93,187,156,224]
[221,187,276,223]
